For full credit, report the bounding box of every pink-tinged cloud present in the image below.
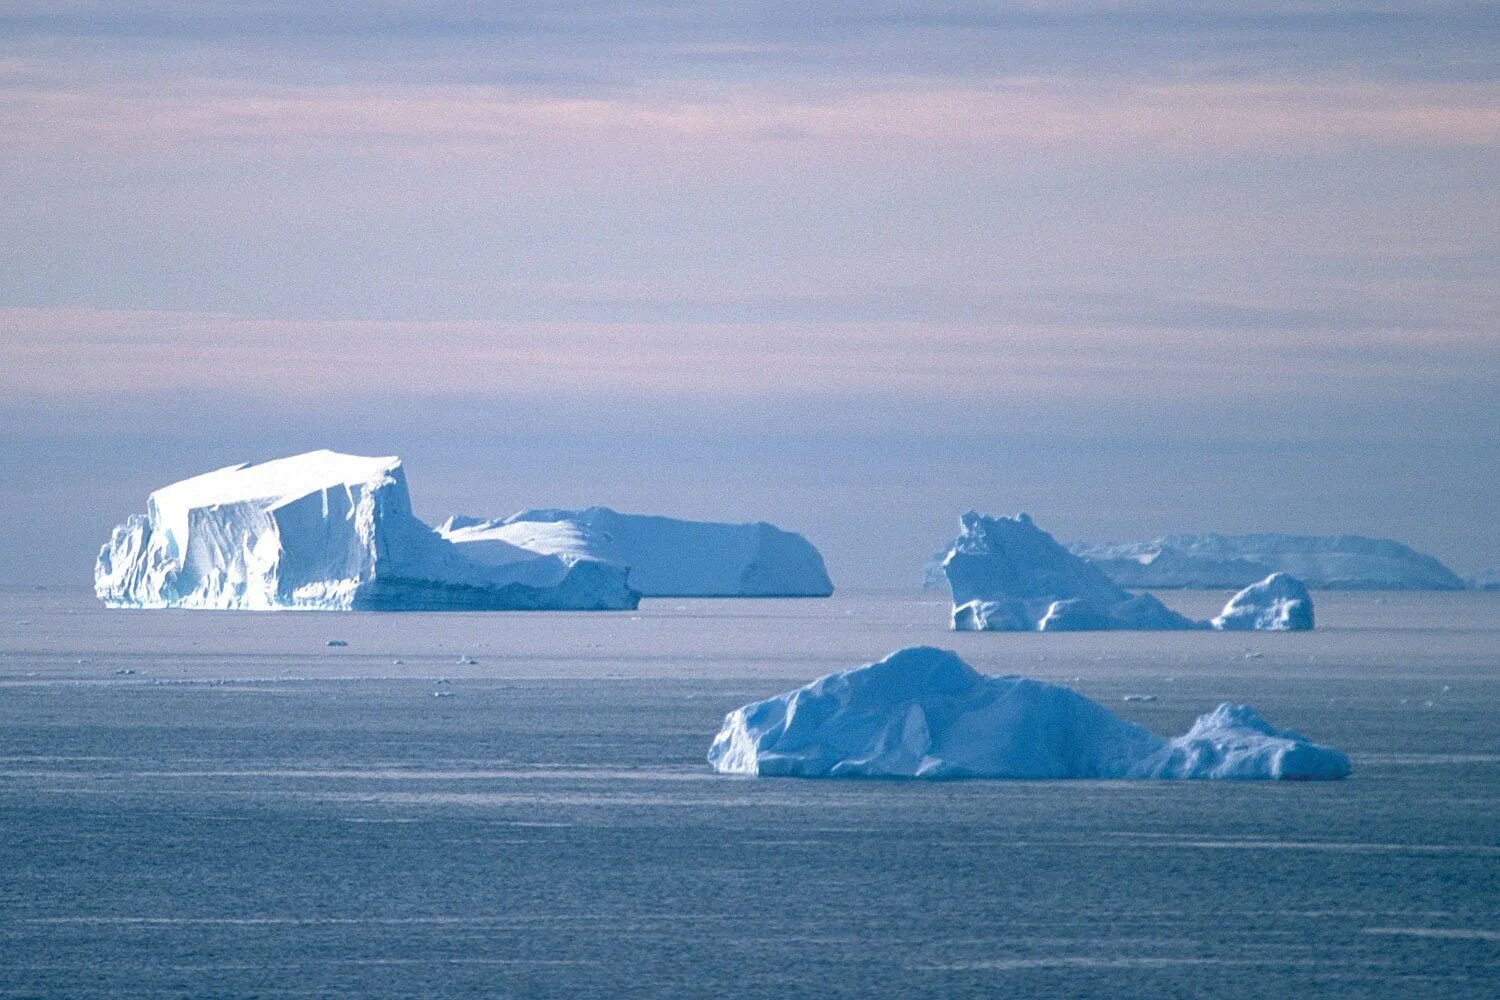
[3,307,1493,405]
[1,73,1497,161]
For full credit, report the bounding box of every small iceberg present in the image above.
[939,512,1312,631]
[1138,703,1350,780]
[1213,573,1314,631]
[708,647,1349,780]
[1469,568,1500,591]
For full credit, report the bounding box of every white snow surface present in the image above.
[1212,573,1315,631]
[1070,533,1464,590]
[940,512,1314,632]
[438,507,833,597]
[95,450,639,611]
[708,646,1350,780]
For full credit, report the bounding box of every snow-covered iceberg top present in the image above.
[939,512,1313,632]
[1070,532,1464,591]
[95,450,639,611]
[708,647,1350,780]
[438,506,833,598]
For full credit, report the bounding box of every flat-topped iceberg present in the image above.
[438,507,833,597]
[1070,533,1464,590]
[939,512,1312,631]
[95,450,639,611]
[708,647,1350,780]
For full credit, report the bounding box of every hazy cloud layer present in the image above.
[1,1,1496,583]
[5,307,1496,405]
[4,75,1497,156]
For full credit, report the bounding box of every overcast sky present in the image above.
[2,1,1497,586]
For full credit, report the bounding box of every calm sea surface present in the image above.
[1,587,1496,998]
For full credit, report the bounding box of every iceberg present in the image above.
[1137,703,1351,780]
[438,507,833,597]
[942,512,1201,631]
[1070,533,1465,590]
[1212,573,1314,631]
[95,450,639,611]
[921,548,949,590]
[1469,568,1500,591]
[939,512,1313,632]
[708,646,1350,780]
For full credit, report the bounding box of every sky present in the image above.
[2,1,1497,587]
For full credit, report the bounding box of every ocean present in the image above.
[1,587,1496,998]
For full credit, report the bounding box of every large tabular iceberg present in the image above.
[438,507,833,597]
[1070,533,1465,590]
[95,450,639,611]
[939,512,1313,632]
[708,647,1350,780]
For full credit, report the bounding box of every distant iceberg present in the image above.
[1469,568,1500,591]
[438,507,833,598]
[939,512,1312,631]
[1213,573,1314,631]
[95,450,639,611]
[708,647,1349,780]
[921,548,949,590]
[1070,533,1464,591]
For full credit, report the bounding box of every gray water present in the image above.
[1,587,1497,998]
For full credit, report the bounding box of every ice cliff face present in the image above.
[708,647,1350,780]
[939,512,1312,632]
[439,507,833,597]
[95,450,639,611]
[1070,533,1464,590]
